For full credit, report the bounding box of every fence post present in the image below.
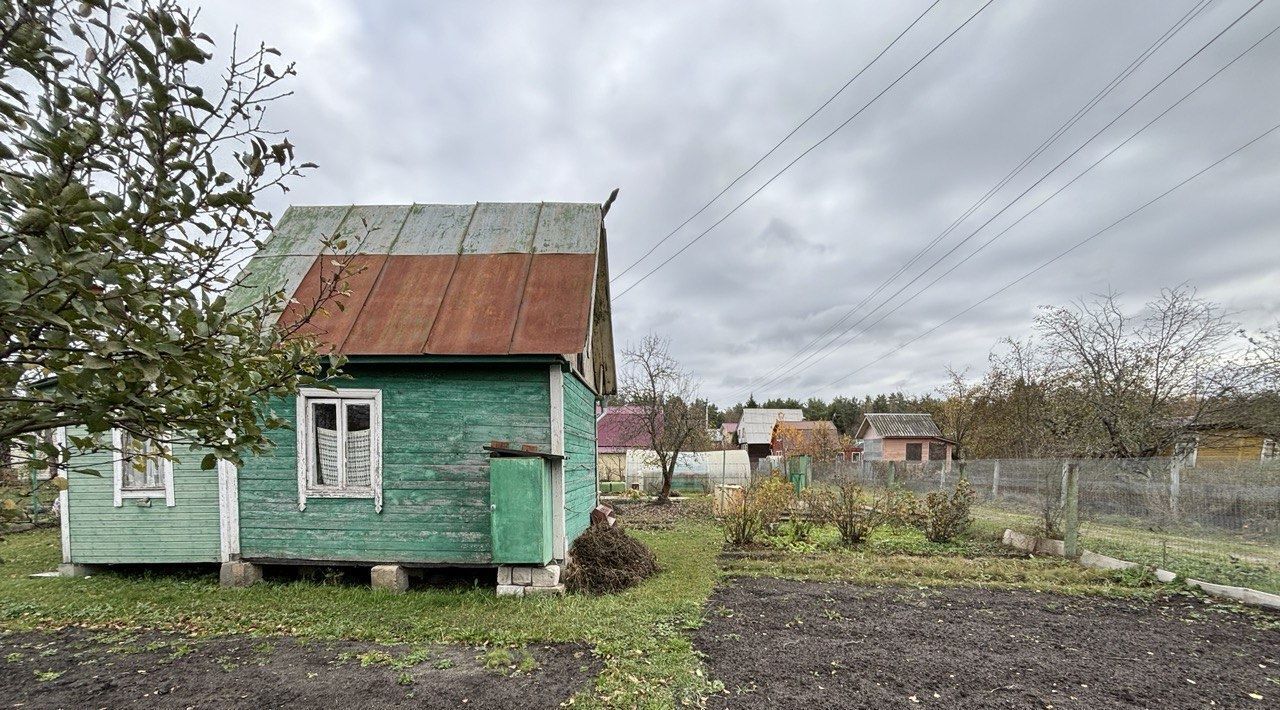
[30,465,39,524]
[992,459,1001,499]
[1059,460,1070,509]
[888,460,896,488]
[939,462,946,490]
[1169,457,1181,518]
[1063,462,1079,558]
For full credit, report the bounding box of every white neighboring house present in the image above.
[736,408,804,466]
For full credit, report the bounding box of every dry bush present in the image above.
[884,488,926,529]
[922,478,976,543]
[721,474,794,546]
[563,523,658,594]
[809,479,882,547]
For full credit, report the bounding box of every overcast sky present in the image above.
[199,0,1280,406]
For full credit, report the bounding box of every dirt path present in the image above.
[0,628,596,709]
[695,578,1280,709]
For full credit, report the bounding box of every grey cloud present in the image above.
[199,0,1280,405]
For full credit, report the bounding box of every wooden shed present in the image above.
[59,201,616,596]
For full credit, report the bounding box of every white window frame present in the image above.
[111,429,175,507]
[296,387,383,513]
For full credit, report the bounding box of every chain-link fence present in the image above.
[809,457,1280,594]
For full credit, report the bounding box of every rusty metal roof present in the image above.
[241,202,606,356]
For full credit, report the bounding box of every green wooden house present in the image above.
[59,201,616,595]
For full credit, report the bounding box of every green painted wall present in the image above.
[238,364,551,565]
[65,427,221,564]
[563,371,598,544]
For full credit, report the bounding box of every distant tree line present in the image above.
[714,393,936,436]
[714,286,1280,462]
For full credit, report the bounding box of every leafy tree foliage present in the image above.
[1,0,351,478]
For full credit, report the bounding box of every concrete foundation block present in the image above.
[531,564,561,587]
[524,583,565,596]
[496,584,526,597]
[58,563,97,578]
[1034,538,1066,557]
[219,561,263,588]
[497,565,512,585]
[511,566,533,586]
[371,564,409,593]
[1079,551,1138,572]
[1155,568,1178,584]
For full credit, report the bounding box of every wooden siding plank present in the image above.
[65,426,222,564]
[238,364,551,564]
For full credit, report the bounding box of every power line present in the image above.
[727,0,1215,401]
[741,0,1268,396]
[810,119,1280,394]
[610,0,944,284]
[611,0,998,301]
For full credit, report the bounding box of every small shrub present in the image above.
[809,480,880,547]
[883,488,925,529]
[921,478,975,543]
[721,475,793,546]
[562,522,658,594]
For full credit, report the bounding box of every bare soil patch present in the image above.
[0,628,596,709]
[608,496,712,530]
[696,577,1280,709]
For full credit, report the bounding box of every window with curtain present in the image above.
[299,390,380,497]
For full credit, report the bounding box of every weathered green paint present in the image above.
[237,364,551,565]
[562,371,598,544]
[489,457,553,564]
[787,456,812,495]
[64,427,221,564]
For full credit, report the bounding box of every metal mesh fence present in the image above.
[808,457,1280,594]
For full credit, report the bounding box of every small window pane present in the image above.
[122,434,165,491]
[905,443,923,462]
[346,403,372,488]
[312,402,339,485]
[144,441,166,488]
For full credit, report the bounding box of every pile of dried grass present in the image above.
[563,523,658,594]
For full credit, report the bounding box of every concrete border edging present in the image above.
[1000,528,1280,612]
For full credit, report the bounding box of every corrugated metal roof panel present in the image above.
[279,254,387,353]
[861,413,943,438]
[340,205,412,253]
[390,203,474,255]
[424,253,530,353]
[509,253,595,354]
[225,254,317,313]
[533,203,600,254]
[737,408,804,445]
[340,254,458,354]
[461,202,540,254]
[251,202,606,357]
[258,205,351,257]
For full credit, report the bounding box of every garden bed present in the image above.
[0,628,595,709]
[697,577,1280,709]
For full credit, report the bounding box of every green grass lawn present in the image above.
[0,504,1202,707]
[0,523,723,708]
[976,504,1280,594]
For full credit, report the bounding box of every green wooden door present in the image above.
[489,457,553,564]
